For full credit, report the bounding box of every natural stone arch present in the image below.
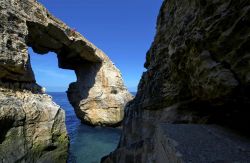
[0,0,132,162]
[0,0,131,162]
[1,0,132,127]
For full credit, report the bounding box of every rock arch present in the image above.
[1,0,132,126]
[0,0,132,161]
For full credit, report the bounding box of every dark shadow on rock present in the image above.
[67,62,101,124]
[0,118,14,143]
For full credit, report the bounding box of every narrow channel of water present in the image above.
[49,92,121,163]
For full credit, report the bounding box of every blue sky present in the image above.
[30,0,163,92]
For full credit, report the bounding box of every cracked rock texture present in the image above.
[102,0,250,162]
[0,0,132,127]
[0,88,68,163]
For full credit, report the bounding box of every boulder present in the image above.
[0,88,69,162]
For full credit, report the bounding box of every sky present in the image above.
[30,0,163,92]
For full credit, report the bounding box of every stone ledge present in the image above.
[157,124,250,162]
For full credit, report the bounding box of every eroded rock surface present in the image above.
[0,88,68,163]
[102,0,250,162]
[0,0,131,162]
[67,61,133,127]
[0,0,132,127]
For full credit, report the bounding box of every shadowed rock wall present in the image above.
[102,0,250,162]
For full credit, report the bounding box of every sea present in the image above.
[48,92,122,163]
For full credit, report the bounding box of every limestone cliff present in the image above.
[102,0,250,162]
[0,0,131,162]
[0,0,132,127]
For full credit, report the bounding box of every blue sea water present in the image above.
[48,92,121,163]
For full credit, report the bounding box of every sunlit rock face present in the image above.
[67,62,133,127]
[102,0,250,162]
[0,0,131,162]
[0,88,68,163]
[0,0,132,124]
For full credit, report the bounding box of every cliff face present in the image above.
[103,0,250,162]
[0,0,131,162]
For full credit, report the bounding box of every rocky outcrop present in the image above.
[102,0,250,162]
[0,0,131,162]
[0,0,132,127]
[0,87,68,163]
[67,61,132,126]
